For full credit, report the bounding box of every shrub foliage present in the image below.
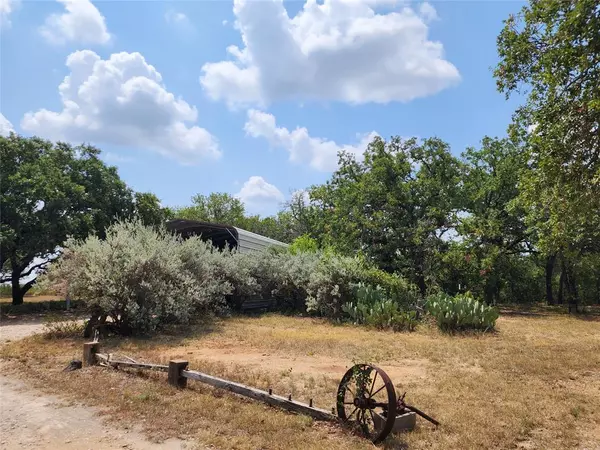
[44,220,502,336]
[342,283,419,331]
[426,292,499,331]
[44,221,231,335]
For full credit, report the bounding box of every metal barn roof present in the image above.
[166,219,289,253]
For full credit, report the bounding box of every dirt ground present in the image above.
[0,319,192,450]
[1,312,599,450]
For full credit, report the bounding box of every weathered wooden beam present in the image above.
[95,353,168,372]
[181,369,337,422]
[168,360,189,388]
[95,353,109,363]
[83,342,100,367]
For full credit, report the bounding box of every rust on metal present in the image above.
[397,391,440,426]
[336,364,440,443]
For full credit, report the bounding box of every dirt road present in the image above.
[0,315,48,344]
[0,319,193,450]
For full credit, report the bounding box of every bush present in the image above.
[41,220,422,333]
[272,251,320,311]
[342,283,419,331]
[305,251,367,317]
[304,250,421,319]
[288,235,319,255]
[363,268,421,309]
[43,220,231,335]
[426,292,499,331]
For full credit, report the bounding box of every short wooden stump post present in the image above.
[168,360,189,388]
[83,342,100,367]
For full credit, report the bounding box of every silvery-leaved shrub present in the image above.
[305,250,367,317]
[43,220,231,335]
[209,249,260,309]
[273,251,320,310]
[426,291,499,331]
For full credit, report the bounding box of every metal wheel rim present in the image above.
[336,364,397,444]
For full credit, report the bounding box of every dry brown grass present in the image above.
[0,295,64,303]
[1,311,599,450]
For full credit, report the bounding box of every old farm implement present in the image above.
[83,342,439,444]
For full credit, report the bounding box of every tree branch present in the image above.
[20,278,37,296]
[2,257,57,282]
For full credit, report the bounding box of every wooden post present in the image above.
[83,342,100,367]
[168,360,189,388]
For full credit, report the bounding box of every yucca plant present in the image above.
[426,291,499,331]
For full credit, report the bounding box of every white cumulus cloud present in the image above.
[21,50,221,165]
[201,0,459,108]
[165,9,195,35]
[0,113,14,136]
[40,0,111,45]
[0,0,17,29]
[236,176,285,210]
[244,109,377,171]
[165,10,188,24]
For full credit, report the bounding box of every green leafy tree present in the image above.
[0,134,135,305]
[280,190,320,240]
[495,0,600,307]
[173,192,294,242]
[458,137,540,303]
[134,192,173,228]
[174,192,246,225]
[310,136,462,295]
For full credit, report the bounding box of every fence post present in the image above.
[83,342,100,367]
[168,360,189,388]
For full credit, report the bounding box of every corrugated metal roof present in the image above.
[166,219,288,253]
[233,227,289,253]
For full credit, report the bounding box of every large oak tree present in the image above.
[0,134,165,305]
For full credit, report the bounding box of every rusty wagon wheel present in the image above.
[336,364,397,444]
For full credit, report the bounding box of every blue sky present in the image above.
[1,0,526,216]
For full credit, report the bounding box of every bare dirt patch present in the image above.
[165,345,428,382]
[0,371,191,450]
[0,320,47,344]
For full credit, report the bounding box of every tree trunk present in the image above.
[545,254,556,305]
[416,273,427,297]
[597,272,600,305]
[558,262,565,305]
[11,270,23,306]
[564,263,579,313]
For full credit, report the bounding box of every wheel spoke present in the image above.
[347,407,358,420]
[368,408,377,429]
[369,371,378,396]
[371,383,386,397]
[359,409,370,436]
